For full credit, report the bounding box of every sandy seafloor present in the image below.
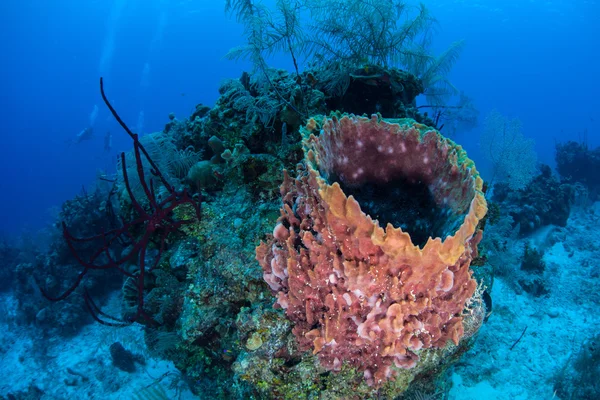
[450,202,600,399]
[1,202,599,399]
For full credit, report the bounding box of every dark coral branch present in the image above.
[40,78,202,327]
[99,78,173,191]
[510,325,528,351]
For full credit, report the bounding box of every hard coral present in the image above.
[257,114,487,386]
[556,140,600,197]
[492,164,574,234]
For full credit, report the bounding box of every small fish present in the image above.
[222,348,234,361]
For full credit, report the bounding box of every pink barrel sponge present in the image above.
[256,115,487,386]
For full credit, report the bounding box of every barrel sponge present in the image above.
[257,114,487,386]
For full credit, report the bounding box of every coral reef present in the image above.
[492,165,574,235]
[22,187,121,334]
[109,342,145,373]
[158,182,279,398]
[257,114,487,387]
[318,65,427,121]
[555,140,600,198]
[480,211,552,298]
[515,242,549,297]
[520,242,545,274]
[39,79,201,328]
[21,10,482,393]
[179,69,326,159]
[20,74,487,397]
[225,0,476,132]
[0,237,23,292]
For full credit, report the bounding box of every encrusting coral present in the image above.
[257,114,487,386]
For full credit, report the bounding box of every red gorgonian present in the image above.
[41,78,201,327]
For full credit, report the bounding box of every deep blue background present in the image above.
[0,0,598,235]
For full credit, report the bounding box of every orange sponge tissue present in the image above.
[257,114,487,386]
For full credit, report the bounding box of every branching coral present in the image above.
[257,114,487,386]
[224,0,476,132]
[40,78,201,327]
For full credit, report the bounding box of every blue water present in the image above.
[1,0,598,234]
[1,0,251,233]
[0,1,599,399]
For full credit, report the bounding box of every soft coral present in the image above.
[41,78,201,327]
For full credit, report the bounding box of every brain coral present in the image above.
[256,114,487,386]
